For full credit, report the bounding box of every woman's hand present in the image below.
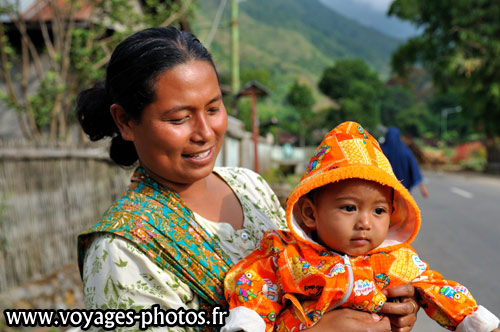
[419,182,429,198]
[379,284,419,332]
[306,308,392,332]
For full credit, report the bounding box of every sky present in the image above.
[0,0,34,21]
[351,0,394,12]
[319,0,421,40]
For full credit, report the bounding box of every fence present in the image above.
[0,140,133,292]
[0,117,311,292]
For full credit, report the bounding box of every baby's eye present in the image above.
[207,107,220,114]
[374,207,387,215]
[341,205,356,212]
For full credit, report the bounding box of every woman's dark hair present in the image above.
[76,26,216,166]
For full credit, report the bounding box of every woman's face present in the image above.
[123,60,227,189]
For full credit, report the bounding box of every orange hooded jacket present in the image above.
[223,122,499,332]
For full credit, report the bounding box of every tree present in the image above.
[0,0,195,141]
[285,78,315,146]
[388,0,500,170]
[318,59,383,130]
[380,85,413,128]
[380,85,434,138]
[240,68,273,91]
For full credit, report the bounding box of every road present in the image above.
[409,170,500,331]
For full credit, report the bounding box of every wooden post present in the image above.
[231,0,240,94]
[251,91,259,173]
[235,81,270,173]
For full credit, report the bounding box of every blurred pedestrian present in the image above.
[381,127,429,197]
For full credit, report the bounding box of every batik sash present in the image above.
[78,167,233,306]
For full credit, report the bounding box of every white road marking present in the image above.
[450,187,474,199]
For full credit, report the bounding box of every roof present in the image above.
[235,80,271,98]
[0,0,31,22]
[0,0,142,30]
[20,0,94,22]
[0,0,131,27]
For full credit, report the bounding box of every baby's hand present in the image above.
[490,328,500,332]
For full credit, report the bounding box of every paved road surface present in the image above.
[410,170,500,331]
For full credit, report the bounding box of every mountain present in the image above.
[318,0,420,40]
[194,0,401,84]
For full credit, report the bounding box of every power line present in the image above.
[205,0,228,48]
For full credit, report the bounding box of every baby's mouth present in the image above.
[351,237,370,246]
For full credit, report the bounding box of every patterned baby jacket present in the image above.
[223,122,499,332]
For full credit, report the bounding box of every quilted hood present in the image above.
[286,121,421,253]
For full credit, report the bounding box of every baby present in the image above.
[222,121,499,332]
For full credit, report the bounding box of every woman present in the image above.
[76,26,418,332]
[381,127,429,198]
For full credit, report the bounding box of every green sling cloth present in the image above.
[78,166,233,308]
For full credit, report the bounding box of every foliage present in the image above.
[285,78,316,146]
[235,67,276,123]
[286,78,315,114]
[260,167,286,187]
[425,92,477,142]
[318,59,383,130]
[240,68,273,91]
[380,85,414,126]
[452,141,486,163]
[0,0,194,141]
[389,0,500,139]
[380,85,434,137]
[235,98,281,134]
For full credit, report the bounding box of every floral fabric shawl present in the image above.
[78,167,232,307]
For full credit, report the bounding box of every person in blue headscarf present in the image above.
[381,127,429,197]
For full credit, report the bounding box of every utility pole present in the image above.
[441,106,462,139]
[231,0,240,94]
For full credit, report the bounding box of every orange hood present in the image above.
[286,121,421,253]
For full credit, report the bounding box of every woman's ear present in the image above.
[297,196,318,230]
[110,104,135,141]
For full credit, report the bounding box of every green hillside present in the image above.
[193,0,400,89]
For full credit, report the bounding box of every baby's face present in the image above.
[308,179,392,256]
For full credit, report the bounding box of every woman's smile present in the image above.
[182,147,214,163]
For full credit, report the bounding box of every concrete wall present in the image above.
[217,116,311,174]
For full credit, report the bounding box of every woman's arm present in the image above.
[304,284,419,332]
[306,308,392,332]
[83,233,198,331]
